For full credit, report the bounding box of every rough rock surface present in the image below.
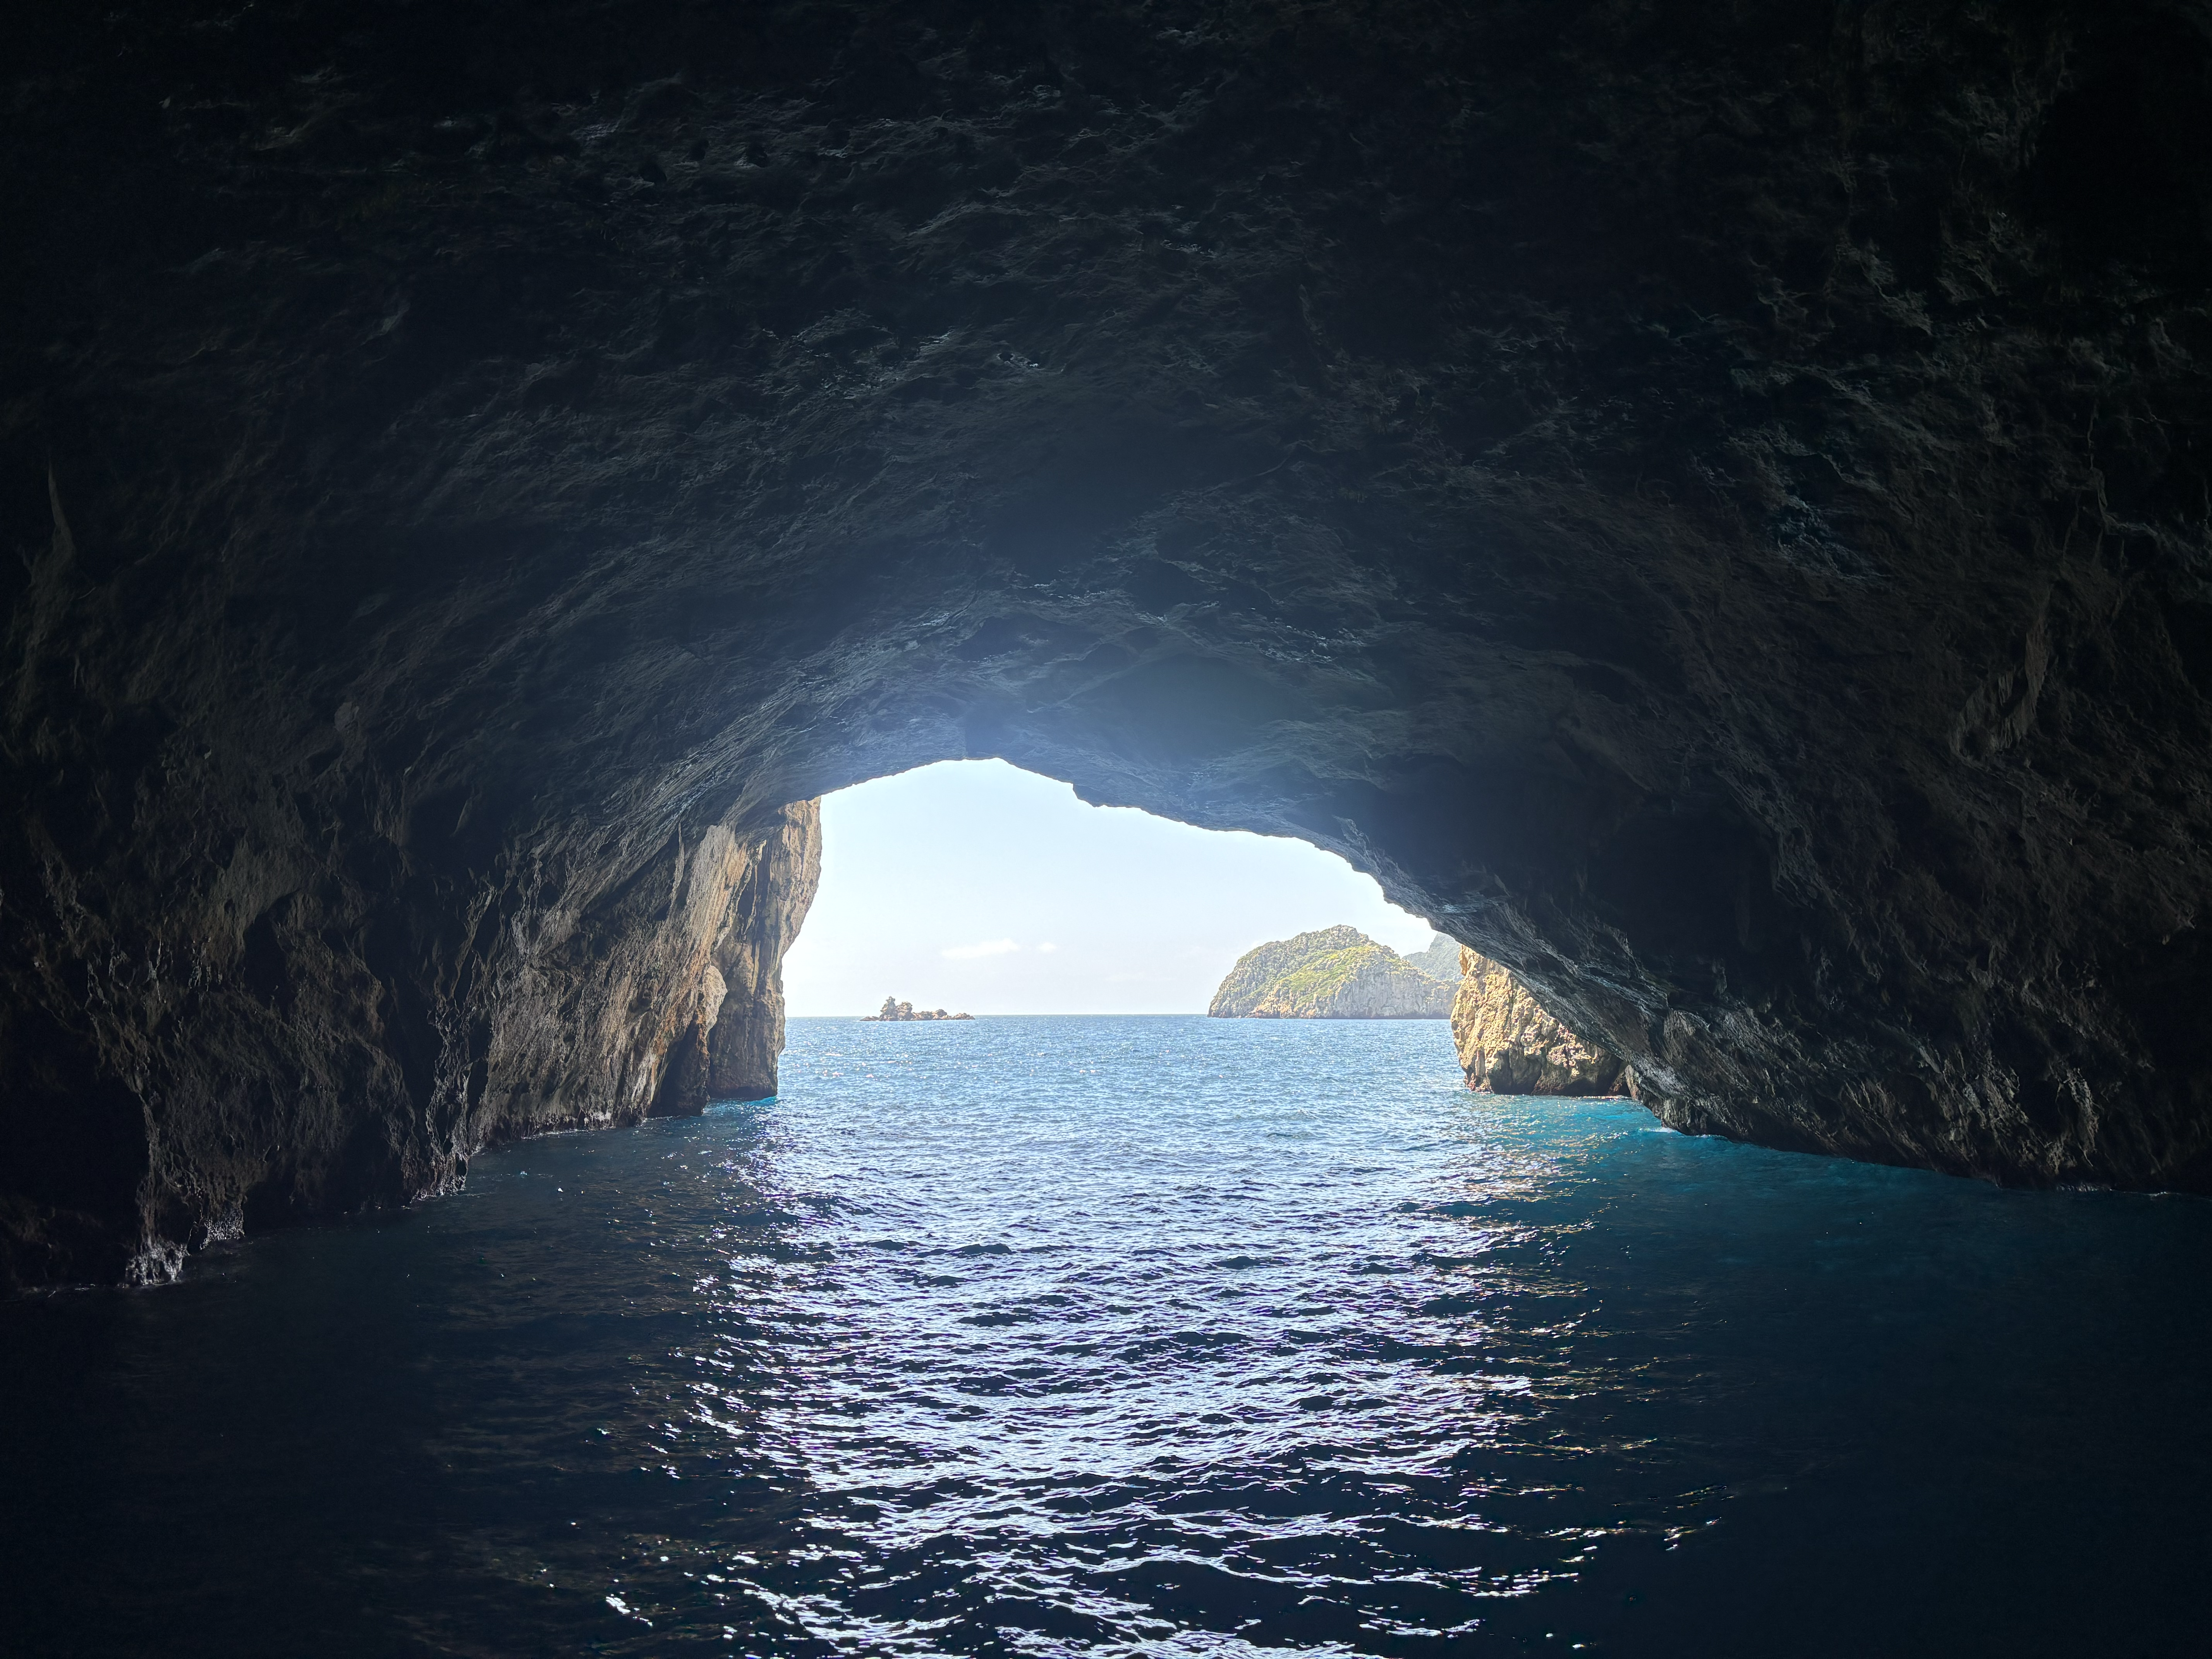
[2,773,817,1288]
[1210,926,1455,1019]
[1452,947,1627,1097]
[7,1,2212,1285]
[664,802,823,1114]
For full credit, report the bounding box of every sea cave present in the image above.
[5,2,2212,1652]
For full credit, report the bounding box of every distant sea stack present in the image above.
[1208,926,1455,1019]
[1450,948,1625,1096]
[866,998,974,1022]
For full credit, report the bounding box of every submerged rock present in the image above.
[1210,927,1456,1019]
[1451,948,1626,1097]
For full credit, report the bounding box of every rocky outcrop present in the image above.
[867,1000,974,1022]
[1452,948,1627,1097]
[656,802,823,1115]
[1211,926,1367,1016]
[1211,927,1456,1019]
[8,1,2212,1284]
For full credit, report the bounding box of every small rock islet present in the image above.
[866,998,974,1022]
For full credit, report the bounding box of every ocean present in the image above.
[5,1015,2207,1656]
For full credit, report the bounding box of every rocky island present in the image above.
[867,999,974,1023]
[1208,927,1455,1019]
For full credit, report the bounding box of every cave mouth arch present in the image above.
[11,0,2212,1294]
[12,452,2212,1293]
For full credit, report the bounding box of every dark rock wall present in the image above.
[6,0,2212,1285]
[0,736,818,1289]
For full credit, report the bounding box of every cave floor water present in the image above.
[6,1017,2210,1658]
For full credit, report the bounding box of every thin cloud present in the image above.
[942,938,1020,960]
[1036,942,1060,953]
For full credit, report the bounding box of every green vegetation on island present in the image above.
[1207,925,1456,1019]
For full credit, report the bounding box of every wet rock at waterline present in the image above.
[1210,926,1456,1020]
[9,0,2212,1287]
[1452,948,1627,1098]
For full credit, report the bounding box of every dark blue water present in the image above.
[6,1017,2209,1657]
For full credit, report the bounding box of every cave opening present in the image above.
[780,757,1441,1021]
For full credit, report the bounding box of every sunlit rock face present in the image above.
[1453,949,1626,1099]
[6,0,2212,1286]
[1209,926,1455,1019]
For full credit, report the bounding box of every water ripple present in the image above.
[5,1017,2211,1656]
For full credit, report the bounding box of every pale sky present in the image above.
[780,759,1440,1016]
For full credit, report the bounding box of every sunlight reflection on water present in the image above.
[5,1016,2209,1657]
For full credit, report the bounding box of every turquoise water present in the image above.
[5,1016,2208,1656]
